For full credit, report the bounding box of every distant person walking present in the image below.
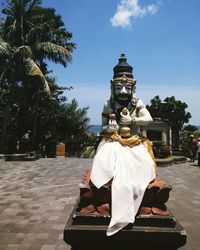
[197,138,200,166]
[188,135,197,162]
[21,130,31,153]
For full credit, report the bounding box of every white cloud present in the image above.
[111,0,159,28]
[147,4,159,14]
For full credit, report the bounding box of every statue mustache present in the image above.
[117,93,130,99]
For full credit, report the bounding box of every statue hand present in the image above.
[120,115,132,125]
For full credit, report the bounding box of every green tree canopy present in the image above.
[0,0,76,93]
[0,0,90,154]
[146,95,191,129]
[183,124,198,132]
[36,77,90,142]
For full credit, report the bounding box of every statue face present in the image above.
[114,81,133,105]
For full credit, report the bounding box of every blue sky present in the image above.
[29,1,200,125]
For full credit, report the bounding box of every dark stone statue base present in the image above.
[64,199,186,250]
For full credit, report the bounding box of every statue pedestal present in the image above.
[63,199,186,250]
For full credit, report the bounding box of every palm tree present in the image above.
[0,0,76,151]
[1,0,75,91]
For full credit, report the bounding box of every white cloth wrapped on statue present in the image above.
[90,140,156,236]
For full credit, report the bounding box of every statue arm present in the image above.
[134,99,153,125]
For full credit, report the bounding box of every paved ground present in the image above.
[0,157,200,250]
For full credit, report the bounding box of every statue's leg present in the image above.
[79,168,111,214]
[151,176,172,216]
[79,168,96,213]
[94,185,111,214]
[139,176,172,216]
[139,186,159,214]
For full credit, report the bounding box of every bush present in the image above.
[158,145,171,158]
[152,141,171,158]
[152,141,162,158]
[179,130,200,157]
[82,146,95,158]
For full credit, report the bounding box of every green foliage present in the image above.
[179,130,192,157]
[179,129,200,157]
[152,141,171,159]
[0,0,89,154]
[38,83,90,142]
[158,145,171,158]
[0,0,75,92]
[146,95,191,129]
[82,146,95,158]
[183,124,198,132]
[194,130,200,139]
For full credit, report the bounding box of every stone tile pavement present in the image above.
[158,161,200,250]
[0,157,200,250]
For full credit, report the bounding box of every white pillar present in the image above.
[142,129,147,137]
[162,131,167,145]
[169,127,173,155]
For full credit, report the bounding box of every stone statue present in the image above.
[79,54,171,236]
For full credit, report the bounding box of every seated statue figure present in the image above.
[79,54,171,236]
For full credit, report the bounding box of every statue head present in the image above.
[110,54,137,106]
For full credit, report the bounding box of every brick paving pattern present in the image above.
[0,157,199,249]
